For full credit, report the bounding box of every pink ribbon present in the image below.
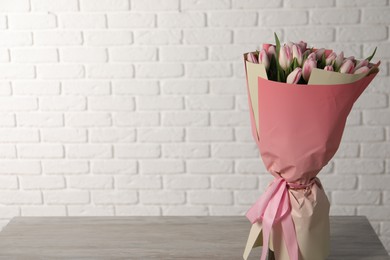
[246,177,299,260]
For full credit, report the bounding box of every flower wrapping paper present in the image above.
[242,53,379,260]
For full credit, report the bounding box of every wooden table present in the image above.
[0,216,388,259]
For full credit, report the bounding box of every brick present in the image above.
[235,159,268,174]
[160,46,207,61]
[232,0,282,8]
[335,159,384,174]
[116,175,161,189]
[114,144,160,158]
[342,126,384,141]
[0,145,16,158]
[337,26,387,42]
[22,205,66,216]
[0,129,39,143]
[0,113,15,127]
[91,160,137,174]
[66,112,112,127]
[11,48,58,63]
[0,206,20,218]
[364,43,390,59]
[363,8,390,23]
[0,65,35,79]
[34,31,82,46]
[140,191,185,205]
[158,13,205,28]
[31,0,79,11]
[109,47,157,62]
[333,191,380,205]
[162,206,208,216]
[363,110,390,125]
[285,0,335,7]
[67,175,113,189]
[187,159,233,174]
[210,79,246,94]
[188,190,232,205]
[329,205,356,215]
[108,13,155,28]
[161,80,208,95]
[41,128,87,143]
[62,81,110,96]
[362,143,390,158]
[187,127,233,142]
[40,97,86,111]
[135,30,181,45]
[18,144,64,158]
[0,0,30,11]
[211,111,249,126]
[164,175,209,189]
[84,31,133,46]
[209,44,254,61]
[114,112,160,126]
[334,143,359,158]
[92,190,137,204]
[80,0,129,11]
[0,191,41,204]
[346,110,361,126]
[59,14,106,29]
[209,206,249,216]
[186,96,234,110]
[17,112,63,127]
[112,80,159,95]
[137,96,183,110]
[115,206,160,216]
[285,28,335,43]
[183,29,232,44]
[13,81,60,95]
[360,175,390,190]
[0,160,41,175]
[235,127,253,142]
[0,97,37,111]
[0,32,31,46]
[137,128,184,142]
[162,112,209,126]
[140,160,184,174]
[8,14,56,29]
[132,0,179,11]
[87,64,134,79]
[90,128,135,143]
[20,176,65,189]
[0,82,11,95]
[37,65,84,79]
[68,205,114,216]
[213,176,258,189]
[235,190,263,205]
[162,144,209,158]
[44,191,90,205]
[60,47,107,62]
[88,97,135,111]
[136,63,183,78]
[310,9,360,24]
[182,0,230,10]
[208,11,257,27]
[337,0,387,6]
[0,176,18,189]
[43,160,89,174]
[260,10,308,25]
[357,206,390,220]
[0,48,9,61]
[212,143,258,158]
[67,144,112,158]
[320,175,357,190]
[186,63,232,78]
[355,93,387,109]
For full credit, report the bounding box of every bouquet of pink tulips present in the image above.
[242,34,379,260]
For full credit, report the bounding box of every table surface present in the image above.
[0,216,388,260]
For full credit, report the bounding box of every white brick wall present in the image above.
[0,0,389,253]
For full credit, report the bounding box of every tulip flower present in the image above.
[325,52,337,66]
[339,59,355,74]
[302,58,317,81]
[324,65,334,71]
[354,66,370,74]
[334,51,344,70]
[279,45,293,71]
[315,48,326,60]
[247,52,258,64]
[258,49,270,70]
[268,45,276,59]
[292,44,303,66]
[354,59,369,71]
[286,67,302,84]
[297,41,307,52]
[306,52,316,61]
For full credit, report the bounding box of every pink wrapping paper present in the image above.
[242,54,379,260]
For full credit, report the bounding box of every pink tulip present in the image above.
[247,52,258,64]
[354,66,370,74]
[325,52,337,66]
[315,48,326,60]
[334,51,344,69]
[306,52,317,61]
[354,59,369,71]
[258,49,270,70]
[292,44,303,66]
[302,58,317,81]
[268,45,276,59]
[279,45,293,71]
[324,65,334,71]
[339,59,355,74]
[297,41,307,52]
[286,67,302,84]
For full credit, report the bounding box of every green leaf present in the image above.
[292,58,299,70]
[319,52,326,69]
[365,47,377,62]
[274,32,281,60]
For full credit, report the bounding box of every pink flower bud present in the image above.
[247,52,258,64]
[324,65,334,71]
[354,66,370,74]
[292,44,303,66]
[302,58,317,82]
[354,59,369,71]
[315,48,326,60]
[268,45,276,59]
[297,41,307,52]
[334,51,344,69]
[258,49,270,70]
[306,52,317,61]
[286,67,302,84]
[325,52,337,65]
[279,45,292,71]
[339,59,355,74]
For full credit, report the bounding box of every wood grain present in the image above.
[0,216,388,259]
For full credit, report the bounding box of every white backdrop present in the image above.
[0,0,389,252]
